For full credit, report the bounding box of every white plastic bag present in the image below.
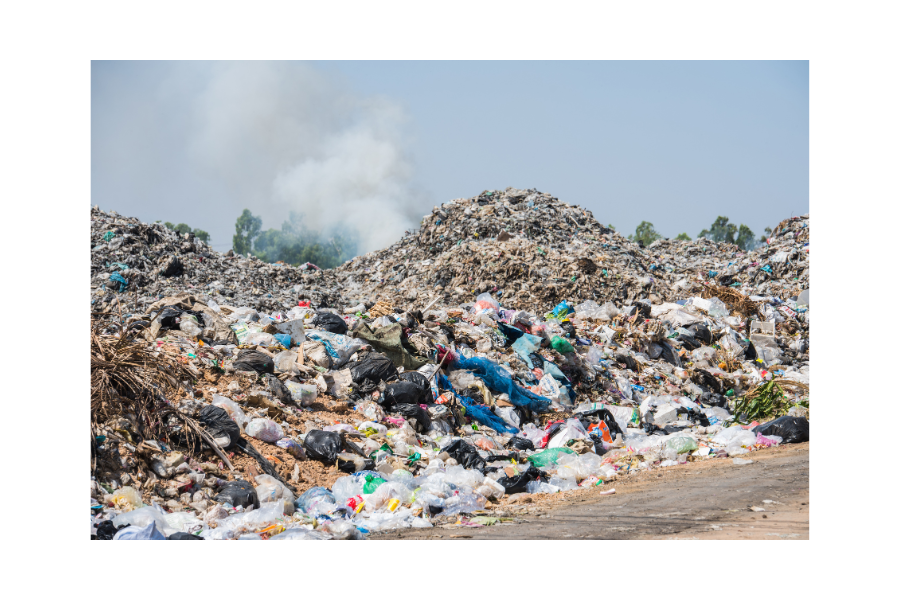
[273,351,300,374]
[285,380,318,406]
[548,419,588,448]
[255,474,295,505]
[472,292,500,315]
[305,331,366,368]
[246,418,284,442]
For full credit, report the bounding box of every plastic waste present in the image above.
[209,396,248,433]
[246,418,284,443]
[284,380,318,406]
[304,430,342,463]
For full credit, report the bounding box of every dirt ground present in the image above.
[372,442,809,540]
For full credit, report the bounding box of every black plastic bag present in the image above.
[694,369,723,395]
[198,405,241,449]
[659,342,682,367]
[578,408,624,438]
[507,436,535,451]
[614,353,639,371]
[643,422,665,435]
[484,452,519,462]
[155,307,184,329]
[634,301,652,319]
[168,532,203,540]
[560,321,577,338]
[265,374,292,404]
[395,403,432,433]
[743,340,758,361]
[677,407,710,427]
[304,430,342,463]
[399,371,430,391]
[676,333,701,350]
[214,480,260,509]
[753,416,809,444]
[338,455,376,473]
[350,353,398,385]
[497,465,542,494]
[443,439,486,471]
[699,391,728,407]
[95,520,126,540]
[529,352,545,369]
[497,322,524,345]
[685,323,712,345]
[310,312,348,335]
[382,381,429,407]
[232,349,274,375]
[160,256,184,277]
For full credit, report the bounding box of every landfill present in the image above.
[90,188,809,540]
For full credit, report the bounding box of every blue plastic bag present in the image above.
[109,272,128,292]
[437,374,519,434]
[511,332,543,369]
[295,486,335,513]
[451,355,552,412]
[549,300,573,319]
[273,333,291,348]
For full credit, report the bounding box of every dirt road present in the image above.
[373,443,809,540]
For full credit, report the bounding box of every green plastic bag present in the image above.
[550,336,574,354]
[363,474,386,494]
[526,447,576,468]
[665,436,698,454]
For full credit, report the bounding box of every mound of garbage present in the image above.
[90,190,809,540]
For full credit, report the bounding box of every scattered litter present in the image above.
[90,190,809,540]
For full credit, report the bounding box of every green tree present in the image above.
[173,223,192,235]
[699,216,758,250]
[628,221,662,246]
[735,224,756,250]
[193,229,210,243]
[699,216,738,244]
[164,221,175,230]
[675,232,691,241]
[608,224,615,230]
[252,211,358,269]
[759,227,772,243]
[233,209,262,256]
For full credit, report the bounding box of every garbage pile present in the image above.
[90,191,809,540]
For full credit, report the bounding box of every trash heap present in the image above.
[90,191,810,540]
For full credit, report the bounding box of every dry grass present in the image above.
[90,318,230,470]
[701,283,761,320]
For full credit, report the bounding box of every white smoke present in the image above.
[181,61,424,252]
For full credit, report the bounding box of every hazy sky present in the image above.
[92,61,808,252]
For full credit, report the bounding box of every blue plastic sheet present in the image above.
[541,359,569,384]
[511,332,542,368]
[550,300,573,319]
[109,272,128,292]
[451,355,552,412]
[437,374,519,434]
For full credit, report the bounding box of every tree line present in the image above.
[622,216,773,251]
[232,209,358,269]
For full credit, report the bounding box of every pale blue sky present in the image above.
[92,61,808,250]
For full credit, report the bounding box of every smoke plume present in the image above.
[95,61,426,255]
